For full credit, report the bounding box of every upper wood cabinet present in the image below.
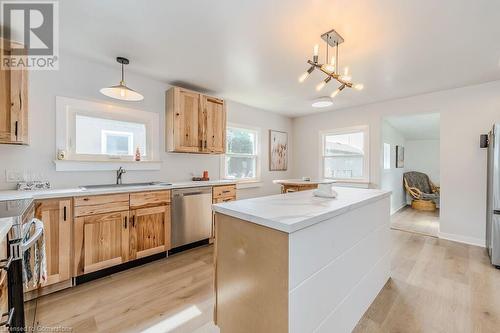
[166,87,226,154]
[0,39,29,145]
[34,199,72,287]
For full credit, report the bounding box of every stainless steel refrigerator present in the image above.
[486,124,500,268]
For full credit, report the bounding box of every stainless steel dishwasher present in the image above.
[171,187,213,248]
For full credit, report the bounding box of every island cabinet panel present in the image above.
[0,39,29,145]
[129,205,171,260]
[34,199,72,287]
[74,211,129,276]
[214,213,289,333]
[201,96,225,153]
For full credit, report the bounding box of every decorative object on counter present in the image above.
[192,171,210,181]
[100,57,144,101]
[313,183,338,198]
[269,130,288,171]
[135,146,141,161]
[17,181,51,191]
[56,149,66,160]
[396,145,405,168]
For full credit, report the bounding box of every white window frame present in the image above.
[319,125,370,182]
[55,96,160,171]
[221,123,261,183]
[383,143,391,170]
[101,130,134,156]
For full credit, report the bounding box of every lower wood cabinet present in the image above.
[74,211,130,276]
[34,199,72,287]
[130,205,171,260]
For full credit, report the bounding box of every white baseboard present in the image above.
[390,203,408,215]
[438,232,485,248]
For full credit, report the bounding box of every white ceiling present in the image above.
[55,0,500,116]
[385,113,440,140]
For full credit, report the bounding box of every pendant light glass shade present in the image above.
[100,57,144,101]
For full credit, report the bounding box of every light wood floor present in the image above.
[391,205,439,237]
[30,230,500,333]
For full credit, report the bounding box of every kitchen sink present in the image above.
[79,182,171,190]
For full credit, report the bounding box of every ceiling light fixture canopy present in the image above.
[299,29,363,99]
[100,57,144,101]
[311,96,333,108]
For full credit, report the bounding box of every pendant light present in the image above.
[100,57,144,101]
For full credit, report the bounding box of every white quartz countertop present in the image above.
[212,187,391,233]
[0,180,236,201]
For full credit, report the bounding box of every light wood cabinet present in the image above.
[0,39,28,145]
[73,190,172,276]
[74,211,130,276]
[166,86,226,154]
[202,96,226,153]
[211,185,237,241]
[130,205,171,260]
[34,199,72,286]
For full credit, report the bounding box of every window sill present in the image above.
[54,160,162,172]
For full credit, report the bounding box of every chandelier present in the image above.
[299,29,363,99]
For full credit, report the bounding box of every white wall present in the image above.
[380,122,406,214]
[0,52,293,198]
[404,140,440,185]
[293,80,500,247]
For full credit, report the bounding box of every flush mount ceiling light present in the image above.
[299,29,364,99]
[100,57,144,101]
[311,96,333,108]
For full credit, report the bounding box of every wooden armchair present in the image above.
[403,171,439,211]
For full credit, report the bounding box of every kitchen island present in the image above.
[212,187,391,333]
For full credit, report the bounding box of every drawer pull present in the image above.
[63,206,67,221]
[222,190,231,193]
[0,308,14,327]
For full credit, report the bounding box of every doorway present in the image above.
[381,113,440,237]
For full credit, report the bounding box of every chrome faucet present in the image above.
[116,167,126,184]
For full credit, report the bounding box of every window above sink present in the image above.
[55,96,161,171]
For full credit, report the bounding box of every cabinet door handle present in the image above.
[63,206,67,221]
[0,257,13,272]
[132,215,135,227]
[124,216,128,229]
[0,308,14,327]
[14,121,18,139]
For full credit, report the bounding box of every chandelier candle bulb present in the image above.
[354,83,364,91]
[313,44,319,56]
[316,81,326,91]
[331,89,340,98]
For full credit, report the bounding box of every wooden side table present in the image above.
[273,179,335,194]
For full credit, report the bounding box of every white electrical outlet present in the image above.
[5,170,24,183]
